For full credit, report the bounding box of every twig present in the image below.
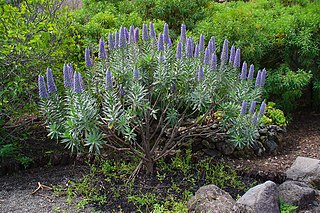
[31,182,53,195]
[126,160,143,184]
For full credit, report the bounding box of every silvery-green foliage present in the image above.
[228,113,259,149]
[62,91,102,153]
[39,94,65,140]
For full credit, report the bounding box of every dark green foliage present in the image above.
[0,0,80,118]
[265,65,312,112]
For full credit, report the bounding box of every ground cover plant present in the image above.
[38,22,268,175]
[53,150,258,212]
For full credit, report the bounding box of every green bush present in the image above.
[265,65,312,112]
[0,0,80,119]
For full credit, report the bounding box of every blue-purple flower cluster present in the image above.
[38,63,85,99]
[240,100,267,124]
[38,68,58,99]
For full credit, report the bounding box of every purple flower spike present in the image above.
[197,66,205,81]
[108,33,114,50]
[129,26,135,44]
[220,39,229,64]
[259,101,267,117]
[115,32,119,48]
[85,47,92,67]
[210,53,217,71]
[186,38,194,58]
[233,48,241,68]
[199,34,205,52]
[249,101,256,114]
[46,68,57,93]
[157,34,164,51]
[210,37,216,53]
[255,70,262,87]
[67,64,74,88]
[142,24,149,41]
[229,45,235,65]
[252,112,258,124]
[38,75,48,99]
[105,69,113,90]
[63,64,72,88]
[180,24,186,43]
[133,69,140,80]
[163,23,170,44]
[119,84,125,97]
[207,42,212,57]
[149,22,156,39]
[176,41,183,60]
[247,64,255,80]
[99,38,107,59]
[119,27,127,48]
[168,37,172,48]
[240,62,247,80]
[194,44,200,58]
[134,27,139,42]
[73,72,82,94]
[240,101,247,116]
[203,47,210,65]
[260,68,267,86]
[124,27,129,40]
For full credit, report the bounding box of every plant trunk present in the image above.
[144,159,154,174]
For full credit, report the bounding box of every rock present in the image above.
[187,184,236,213]
[251,141,265,156]
[236,181,280,213]
[286,157,320,189]
[215,141,235,155]
[202,149,221,158]
[264,139,278,154]
[259,127,268,135]
[279,181,316,209]
[202,140,215,149]
[233,203,255,212]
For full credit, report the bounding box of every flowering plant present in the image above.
[38,23,266,173]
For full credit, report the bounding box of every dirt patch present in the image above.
[0,165,93,212]
[227,111,320,176]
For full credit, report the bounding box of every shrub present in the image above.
[265,65,312,112]
[38,23,267,174]
[0,0,80,119]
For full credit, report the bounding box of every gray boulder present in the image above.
[236,181,280,213]
[187,184,235,213]
[215,141,235,155]
[286,157,320,189]
[279,180,316,209]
